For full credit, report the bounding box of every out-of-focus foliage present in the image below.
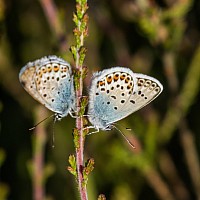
[0,0,200,199]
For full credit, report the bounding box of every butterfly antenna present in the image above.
[112,125,135,149]
[51,115,57,148]
[29,114,55,131]
[113,123,132,131]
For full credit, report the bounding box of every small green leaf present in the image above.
[73,13,78,26]
[70,45,77,61]
[74,70,81,90]
[85,158,95,175]
[68,154,77,177]
[79,96,88,116]
[76,4,83,19]
[82,158,94,186]
[73,128,80,149]
[69,155,76,168]
[79,46,87,66]
[82,66,88,79]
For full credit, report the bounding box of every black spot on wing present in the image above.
[21,81,26,87]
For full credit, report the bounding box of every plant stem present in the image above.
[75,52,87,199]
[32,106,47,200]
[71,0,89,199]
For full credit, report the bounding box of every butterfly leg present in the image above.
[83,126,100,135]
[69,111,77,118]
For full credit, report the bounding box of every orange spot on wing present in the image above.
[63,67,68,72]
[37,71,43,78]
[42,68,47,73]
[125,76,130,83]
[99,81,105,86]
[114,74,119,81]
[47,66,52,72]
[120,74,126,80]
[53,65,60,72]
[106,76,112,84]
[127,84,132,90]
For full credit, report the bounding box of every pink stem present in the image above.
[75,58,88,199]
[32,107,47,200]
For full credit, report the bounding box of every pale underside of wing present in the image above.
[19,62,45,105]
[88,67,163,129]
[19,56,75,116]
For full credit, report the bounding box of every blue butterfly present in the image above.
[88,67,163,132]
[19,55,75,120]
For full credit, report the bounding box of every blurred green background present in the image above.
[0,0,200,199]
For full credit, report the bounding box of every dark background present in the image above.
[0,0,200,199]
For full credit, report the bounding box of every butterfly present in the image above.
[87,67,163,132]
[19,55,75,121]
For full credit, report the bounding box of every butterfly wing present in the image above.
[19,59,45,106]
[88,67,163,130]
[19,56,75,117]
[123,73,163,115]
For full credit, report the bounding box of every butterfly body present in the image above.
[88,67,163,131]
[19,55,75,118]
